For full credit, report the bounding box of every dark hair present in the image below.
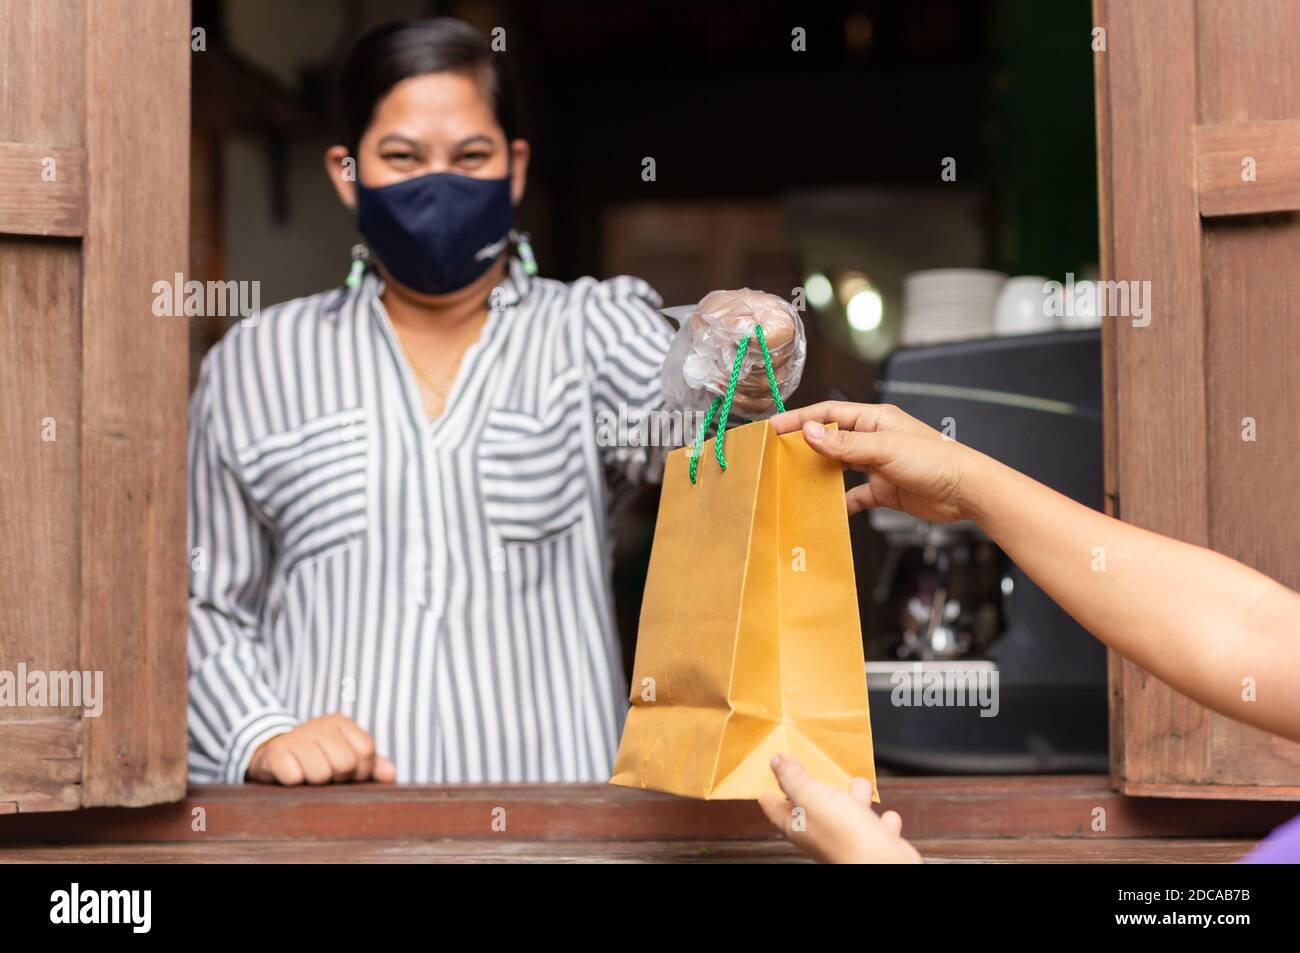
[337,17,517,155]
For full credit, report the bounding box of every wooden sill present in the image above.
[0,775,1292,846]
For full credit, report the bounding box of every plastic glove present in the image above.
[661,288,806,419]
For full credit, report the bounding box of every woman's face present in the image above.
[326,70,529,209]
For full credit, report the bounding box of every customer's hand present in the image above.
[246,713,396,785]
[770,400,980,523]
[758,755,922,864]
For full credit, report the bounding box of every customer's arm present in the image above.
[773,401,1300,745]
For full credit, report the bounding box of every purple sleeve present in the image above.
[1240,812,1300,863]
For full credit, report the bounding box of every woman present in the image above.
[186,18,800,785]
[757,401,1300,863]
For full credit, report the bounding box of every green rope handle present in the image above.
[688,396,724,485]
[688,323,785,484]
[755,325,786,416]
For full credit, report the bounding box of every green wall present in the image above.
[997,0,1100,278]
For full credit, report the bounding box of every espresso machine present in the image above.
[864,329,1108,773]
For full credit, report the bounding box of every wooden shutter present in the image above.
[1096,0,1300,798]
[0,0,189,811]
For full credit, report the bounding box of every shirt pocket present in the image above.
[478,382,588,544]
[233,407,369,574]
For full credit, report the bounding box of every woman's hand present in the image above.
[246,713,397,785]
[686,289,804,416]
[758,755,922,864]
[770,400,980,522]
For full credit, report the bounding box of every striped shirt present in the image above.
[187,257,680,783]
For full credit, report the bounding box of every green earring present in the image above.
[512,230,538,276]
[345,243,369,289]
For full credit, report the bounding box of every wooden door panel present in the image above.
[1094,0,1215,792]
[0,0,188,811]
[79,0,190,808]
[0,144,86,236]
[1204,217,1300,580]
[0,0,89,813]
[1196,121,1300,217]
[0,0,85,145]
[1097,0,1300,797]
[1194,0,1300,793]
[0,240,82,722]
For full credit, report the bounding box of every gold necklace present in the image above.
[396,309,488,418]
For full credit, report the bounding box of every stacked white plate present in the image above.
[899,269,1007,346]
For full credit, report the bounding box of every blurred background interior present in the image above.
[188,0,1103,773]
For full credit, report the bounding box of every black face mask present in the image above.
[355,171,514,296]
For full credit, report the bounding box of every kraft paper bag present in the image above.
[610,418,878,800]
